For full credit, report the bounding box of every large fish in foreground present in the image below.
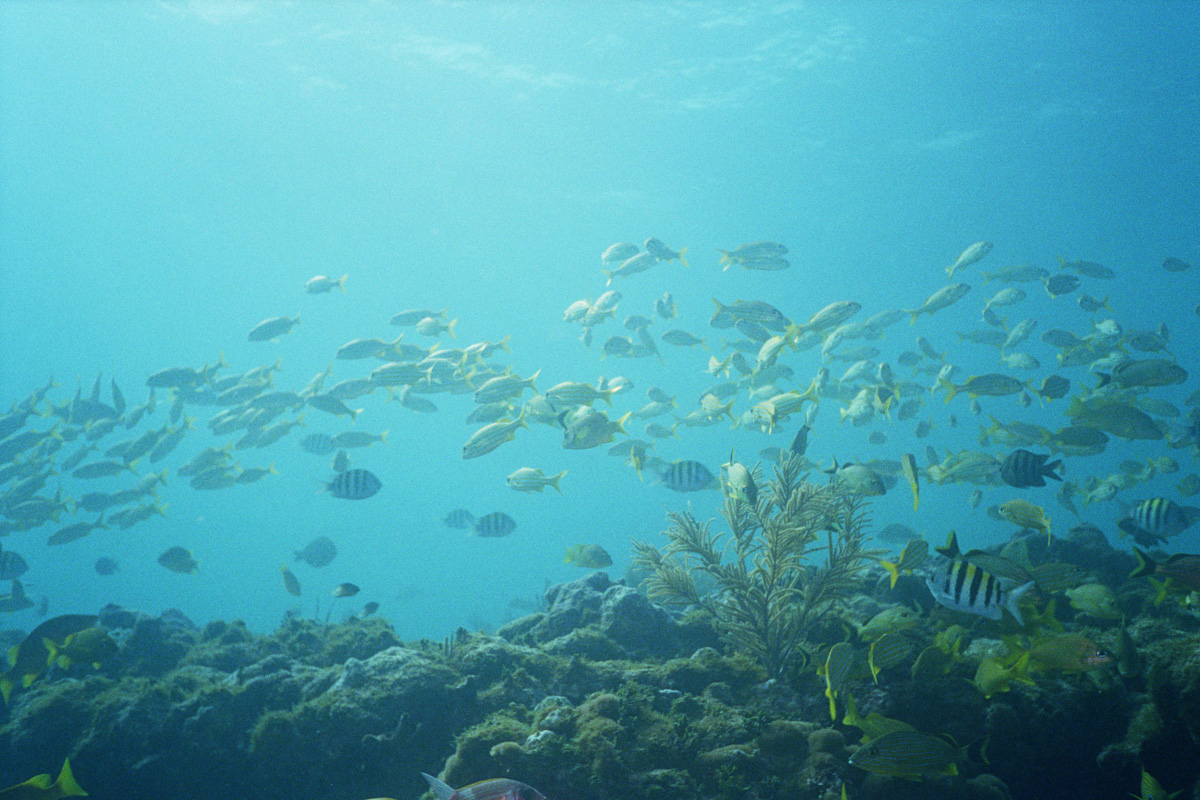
[926,548,1034,626]
[421,773,547,800]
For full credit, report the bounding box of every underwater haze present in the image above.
[2,0,1199,646]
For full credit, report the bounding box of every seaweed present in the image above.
[633,454,881,680]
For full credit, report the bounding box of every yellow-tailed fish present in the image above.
[842,691,916,743]
[823,642,856,720]
[880,539,929,589]
[849,730,985,778]
[998,499,1052,544]
[868,631,913,682]
[901,452,919,510]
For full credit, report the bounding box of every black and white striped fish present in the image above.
[1000,449,1063,488]
[1119,497,1200,544]
[323,468,381,500]
[926,548,1033,626]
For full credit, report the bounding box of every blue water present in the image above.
[1,1,1198,640]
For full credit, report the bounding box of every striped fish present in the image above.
[881,539,928,589]
[1000,448,1063,488]
[927,541,1033,626]
[323,468,381,500]
[868,631,912,682]
[656,460,718,492]
[849,730,974,778]
[472,512,517,538]
[461,412,528,460]
[1123,498,1200,543]
[822,642,856,720]
[422,772,544,800]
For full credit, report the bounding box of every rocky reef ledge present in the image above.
[1,570,1197,800]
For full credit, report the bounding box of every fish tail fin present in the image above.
[1006,581,1036,627]
[1130,548,1158,579]
[1095,372,1112,389]
[615,411,632,435]
[965,735,991,767]
[422,773,456,800]
[938,378,958,403]
[445,318,457,339]
[551,470,566,494]
[677,246,689,267]
[881,559,900,589]
[563,546,576,565]
[379,430,389,445]
[54,758,86,797]
[935,529,961,559]
[1045,459,1064,481]
[602,269,615,285]
[717,250,732,267]
[337,274,348,293]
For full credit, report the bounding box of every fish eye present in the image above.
[1095,649,1110,658]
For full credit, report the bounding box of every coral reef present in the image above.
[2,488,1199,800]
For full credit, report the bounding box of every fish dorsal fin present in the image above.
[936,530,960,559]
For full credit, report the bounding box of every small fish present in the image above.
[1121,498,1200,542]
[868,631,913,682]
[907,283,971,323]
[331,450,350,473]
[506,467,566,494]
[601,242,639,263]
[158,546,199,574]
[281,564,301,596]
[422,772,547,800]
[294,536,337,567]
[1036,374,1070,400]
[331,582,360,597]
[655,292,677,319]
[880,539,929,589]
[722,452,757,506]
[1162,256,1191,272]
[644,236,689,265]
[323,469,381,500]
[656,460,718,492]
[472,512,517,538]
[300,433,335,455]
[94,557,119,576]
[442,509,476,529]
[390,307,448,327]
[361,601,380,617]
[1043,273,1080,297]
[248,314,301,342]
[661,329,706,349]
[0,545,29,581]
[1065,583,1121,621]
[998,499,1052,544]
[1000,449,1063,488]
[330,430,388,449]
[946,241,993,280]
[718,241,788,267]
[822,642,856,720]
[564,544,613,568]
[790,424,811,456]
[900,453,919,510]
[1024,634,1112,673]
[305,274,347,293]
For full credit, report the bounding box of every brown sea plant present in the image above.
[632,454,881,680]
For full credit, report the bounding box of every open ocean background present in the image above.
[1,1,1197,642]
